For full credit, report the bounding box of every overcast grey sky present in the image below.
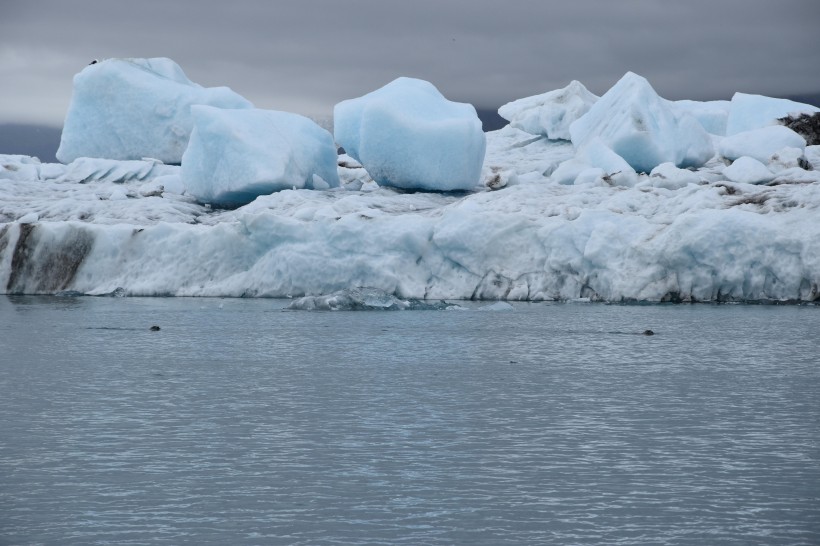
[2,0,819,126]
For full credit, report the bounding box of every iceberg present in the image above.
[2,72,820,303]
[569,72,714,173]
[181,106,340,207]
[498,80,598,140]
[56,58,253,165]
[334,77,486,191]
[725,93,819,136]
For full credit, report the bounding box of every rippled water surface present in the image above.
[1,296,819,545]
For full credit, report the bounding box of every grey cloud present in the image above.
[1,0,819,126]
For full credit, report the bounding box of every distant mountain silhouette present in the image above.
[0,124,61,163]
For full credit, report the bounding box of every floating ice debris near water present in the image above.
[287,288,457,311]
[334,77,486,191]
[718,125,806,163]
[498,80,598,140]
[56,57,253,164]
[725,93,819,136]
[478,301,514,311]
[569,72,714,172]
[181,106,340,207]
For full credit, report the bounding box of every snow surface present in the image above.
[498,80,598,140]
[569,72,714,172]
[182,106,340,207]
[56,58,253,164]
[334,77,486,191]
[3,70,820,303]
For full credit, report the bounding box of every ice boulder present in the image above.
[722,156,775,185]
[498,80,598,140]
[569,72,715,173]
[181,106,340,207]
[718,125,806,163]
[334,77,486,191]
[725,93,818,136]
[56,58,253,165]
[646,162,702,189]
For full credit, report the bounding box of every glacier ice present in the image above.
[56,58,253,165]
[670,100,731,136]
[718,125,806,163]
[725,93,819,136]
[3,72,820,303]
[334,77,486,191]
[498,80,598,140]
[181,106,340,207]
[569,72,715,173]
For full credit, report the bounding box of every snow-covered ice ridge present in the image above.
[2,61,820,302]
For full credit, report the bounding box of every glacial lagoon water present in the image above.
[1,296,818,545]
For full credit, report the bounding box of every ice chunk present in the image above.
[725,93,819,136]
[569,72,715,172]
[670,100,731,135]
[56,58,253,164]
[718,125,806,163]
[550,138,638,186]
[723,156,775,185]
[498,80,598,140]
[646,162,702,190]
[181,106,340,207]
[334,77,486,191]
[286,287,456,311]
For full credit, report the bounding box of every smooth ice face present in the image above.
[718,125,806,163]
[725,93,819,136]
[334,77,486,191]
[182,106,340,207]
[670,100,731,136]
[498,80,598,140]
[569,72,714,173]
[56,58,253,165]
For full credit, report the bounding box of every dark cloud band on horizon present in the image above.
[2,0,819,126]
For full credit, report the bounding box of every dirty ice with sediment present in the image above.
[2,58,819,303]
